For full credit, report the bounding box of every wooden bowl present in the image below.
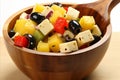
[2,0,119,80]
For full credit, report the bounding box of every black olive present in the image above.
[8,30,16,38]
[30,12,45,24]
[90,35,101,45]
[24,34,36,49]
[63,30,75,42]
[64,35,75,42]
[68,20,81,34]
[49,2,62,7]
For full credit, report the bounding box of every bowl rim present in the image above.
[2,3,112,57]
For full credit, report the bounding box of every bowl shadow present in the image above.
[4,69,30,80]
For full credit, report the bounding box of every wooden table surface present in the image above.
[0,32,120,80]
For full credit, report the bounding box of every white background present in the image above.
[0,0,120,36]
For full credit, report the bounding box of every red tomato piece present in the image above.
[64,7,68,12]
[54,17,68,34]
[80,44,89,49]
[14,35,29,47]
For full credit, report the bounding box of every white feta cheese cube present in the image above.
[66,7,80,20]
[60,40,78,53]
[75,30,94,47]
[41,6,53,18]
[92,25,102,36]
[39,19,54,36]
[19,12,28,19]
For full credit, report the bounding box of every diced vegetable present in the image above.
[48,34,62,52]
[49,11,62,24]
[14,35,29,47]
[80,44,89,49]
[54,17,68,34]
[13,18,27,34]
[64,7,68,12]
[23,20,36,35]
[46,11,53,19]
[79,16,95,30]
[51,4,66,16]
[32,3,45,13]
[63,30,75,42]
[33,30,44,43]
[37,41,50,52]
[13,19,36,35]
[41,6,53,19]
